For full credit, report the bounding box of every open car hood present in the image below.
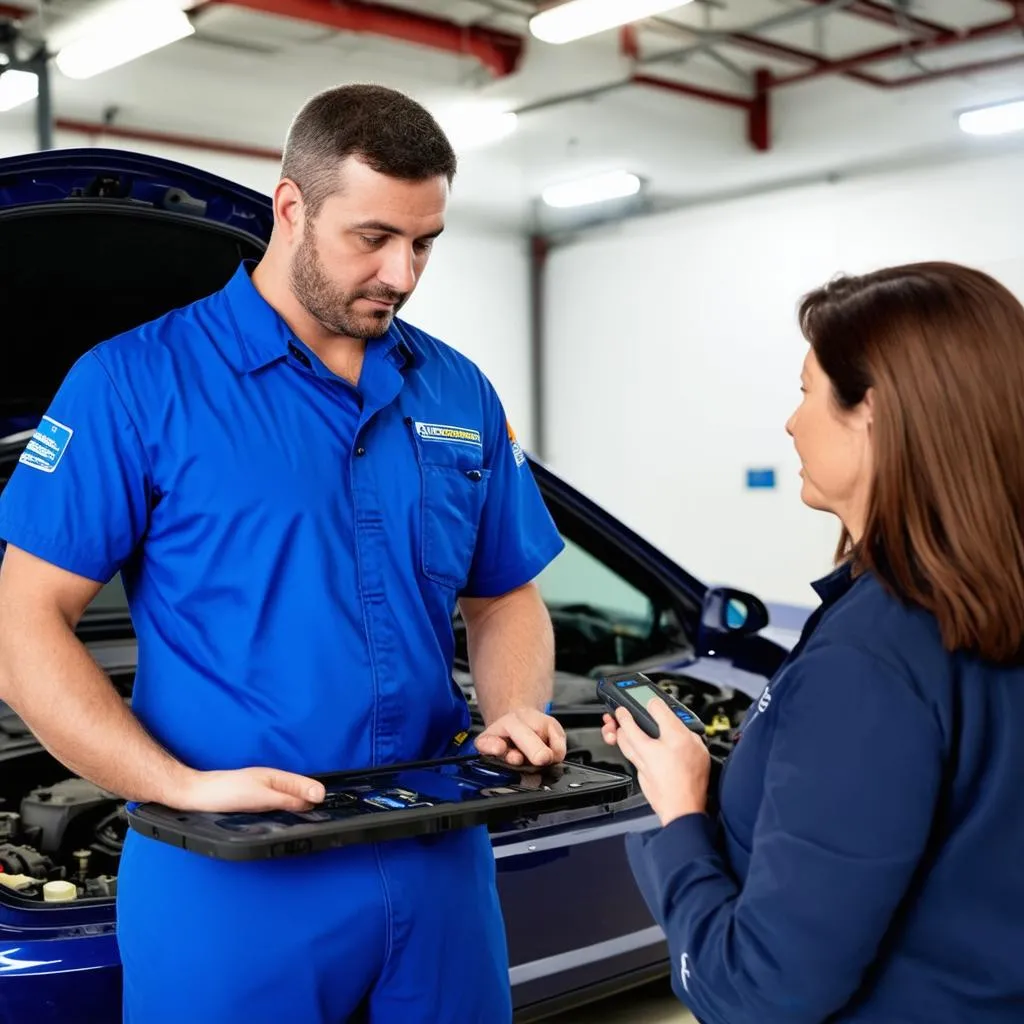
[0,147,274,244]
[0,148,271,434]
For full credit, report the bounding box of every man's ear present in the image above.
[273,178,305,242]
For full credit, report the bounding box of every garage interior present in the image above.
[1,0,1023,1021]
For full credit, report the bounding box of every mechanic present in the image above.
[603,262,1024,1023]
[0,84,566,1023]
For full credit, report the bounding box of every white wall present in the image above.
[401,230,532,444]
[544,145,1024,609]
[0,118,534,445]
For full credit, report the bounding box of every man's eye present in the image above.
[360,236,384,246]
[414,240,434,254]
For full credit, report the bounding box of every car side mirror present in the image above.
[701,587,769,636]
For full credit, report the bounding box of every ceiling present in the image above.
[1,0,1022,232]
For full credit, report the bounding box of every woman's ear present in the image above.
[859,387,875,433]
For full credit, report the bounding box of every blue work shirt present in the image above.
[627,564,1024,1023]
[0,262,564,775]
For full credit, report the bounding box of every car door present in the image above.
[462,463,710,1019]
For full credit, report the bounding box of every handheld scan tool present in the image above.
[597,671,706,739]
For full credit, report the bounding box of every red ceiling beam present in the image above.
[210,0,524,77]
[630,72,750,110]
[620,24,640,62]
[772,15,1023,87]
[629,71,772,152]
[55,118,284,162]
[748,68,770,152]
[855,50,1024,88]
[800,0,953,35]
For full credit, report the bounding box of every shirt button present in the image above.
[356,447,367,457]
[466,469,482,481]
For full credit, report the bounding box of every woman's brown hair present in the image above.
[799,261,1024,662]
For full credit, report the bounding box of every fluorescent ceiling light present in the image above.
[959,99,1024,137]
[530,0,691,45]
[0,70,39,113]
[55,0,194,80]
[437,105,518,151]
[542,170,642,209]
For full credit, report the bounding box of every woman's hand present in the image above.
[602,697,711,827]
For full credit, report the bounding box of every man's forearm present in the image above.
[0,604,193,804]
[461,583,555,725]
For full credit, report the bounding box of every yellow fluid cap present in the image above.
[42,880,77,903]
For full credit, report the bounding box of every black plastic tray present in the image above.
[127,755,634,861]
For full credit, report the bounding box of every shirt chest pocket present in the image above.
[412,428,492,590]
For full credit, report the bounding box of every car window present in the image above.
[526,531,683,679]
[536,536,654,629]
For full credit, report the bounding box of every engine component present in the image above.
[42,880,77,903]
[73,848,92,882]
[85,875,117,899]
[20,778,118,854]
[89,806,127,871]
[0,812,20,842]
[0,873,37,892]
[0,842,56,879]
[704,713,733,737]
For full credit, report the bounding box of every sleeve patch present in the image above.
[18,417,74,474]
[507,419,526,468]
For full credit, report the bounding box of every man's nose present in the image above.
[378,243,416,294]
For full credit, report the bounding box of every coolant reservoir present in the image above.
[42,880,77,903]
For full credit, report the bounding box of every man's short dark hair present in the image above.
[281,84,457,216]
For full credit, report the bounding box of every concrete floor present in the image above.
[548,979,696,1023]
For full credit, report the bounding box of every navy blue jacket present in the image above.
[627,564,1024,1023]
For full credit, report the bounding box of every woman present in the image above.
[603,262,1024,1023]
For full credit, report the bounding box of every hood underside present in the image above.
[0,148,271,432]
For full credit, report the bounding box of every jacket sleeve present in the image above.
[625,643,944,1024]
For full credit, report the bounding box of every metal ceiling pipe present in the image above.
[208,0,524,77]
[772,14,1024,87]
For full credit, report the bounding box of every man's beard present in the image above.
[290,228,407,340]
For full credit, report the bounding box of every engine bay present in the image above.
[0,776,123,904]
[0,622,752,908]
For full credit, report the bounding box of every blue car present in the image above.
[0,150,788,1023]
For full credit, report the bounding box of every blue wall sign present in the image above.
[746,468,776,490]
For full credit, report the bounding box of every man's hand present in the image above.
[476,707,567,768]
[174,767,326,813]
[602,698,710,826]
